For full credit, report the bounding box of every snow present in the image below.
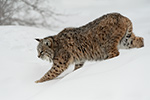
[0,0,150,100]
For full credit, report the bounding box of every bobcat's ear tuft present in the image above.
[35,38,41,42]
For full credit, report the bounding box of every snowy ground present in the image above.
[0,0,150,100]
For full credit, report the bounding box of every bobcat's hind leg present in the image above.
[74,62,85,71]
[119,21,144,49]
[119,32,144,49]
[35,51,73,83]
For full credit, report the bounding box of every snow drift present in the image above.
[0,0,150,100]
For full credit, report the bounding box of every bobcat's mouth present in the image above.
[39,51,54,62]
[42,55,52,62]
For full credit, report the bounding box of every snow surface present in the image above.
[0,0,150,100]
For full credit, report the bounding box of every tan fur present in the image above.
[35,13,144,83]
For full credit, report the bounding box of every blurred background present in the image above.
[0,0,150,31]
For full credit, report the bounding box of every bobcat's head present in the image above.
[35,38,54,62]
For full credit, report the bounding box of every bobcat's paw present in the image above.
[35,80,43,83]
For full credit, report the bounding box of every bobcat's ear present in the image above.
[35,38,42,42]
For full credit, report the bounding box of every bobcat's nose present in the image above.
[38,54,40,58]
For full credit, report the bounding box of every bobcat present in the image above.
[35,13,144,83]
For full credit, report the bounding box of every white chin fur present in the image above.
[41,56,52,62]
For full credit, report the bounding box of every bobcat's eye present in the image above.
[38,48,43,54]
[40,51,43,54]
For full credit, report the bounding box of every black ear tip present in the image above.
[35,38,41,42]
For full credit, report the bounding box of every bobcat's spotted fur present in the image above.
[35,13,144,83]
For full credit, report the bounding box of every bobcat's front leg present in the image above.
[35,51,73,83]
